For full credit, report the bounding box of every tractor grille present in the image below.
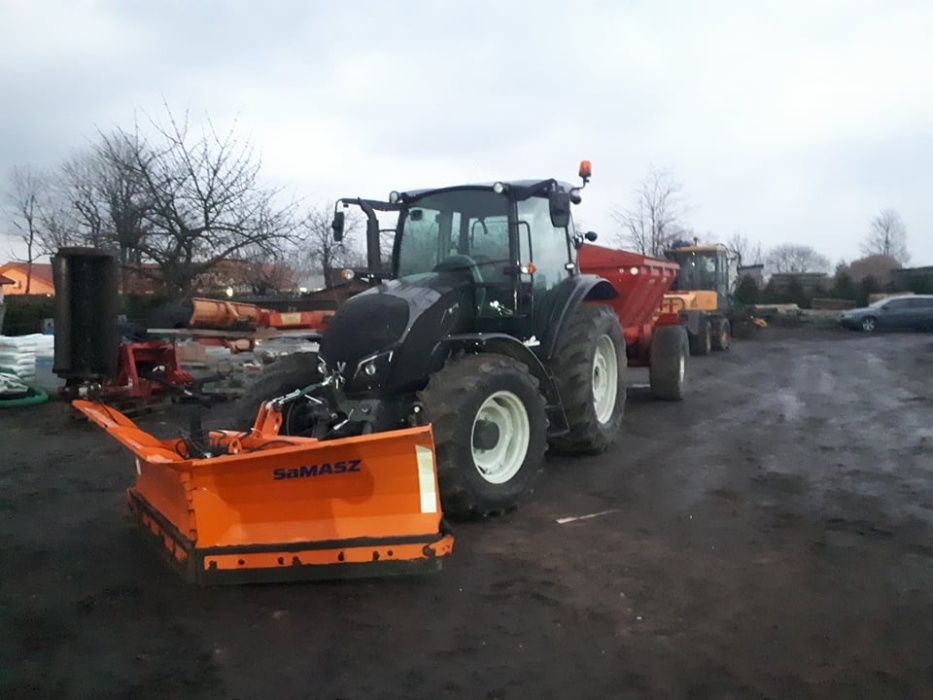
[320,293,410,374]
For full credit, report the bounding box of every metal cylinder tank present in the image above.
[52,247,118,380]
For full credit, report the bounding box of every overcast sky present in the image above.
[2,0,931,265]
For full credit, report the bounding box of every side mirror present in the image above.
[548,191,571,228]
[585,231,598,242]
[332,211,345,242]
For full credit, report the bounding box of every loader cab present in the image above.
[665,244,736,310]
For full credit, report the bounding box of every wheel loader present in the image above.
[237,161,636,520]
[662,242,765,354]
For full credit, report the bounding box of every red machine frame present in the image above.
[578,244,683,366]
[105,341,193,401]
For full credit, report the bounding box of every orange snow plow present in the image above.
[73,399,453,584]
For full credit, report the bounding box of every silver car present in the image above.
[841,294,933,332]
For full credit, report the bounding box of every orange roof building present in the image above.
[0,263,55,296]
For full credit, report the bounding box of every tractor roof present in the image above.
[403,179,577,200]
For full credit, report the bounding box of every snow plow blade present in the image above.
[73,400,453,584]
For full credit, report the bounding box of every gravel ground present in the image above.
[2,328,932,699]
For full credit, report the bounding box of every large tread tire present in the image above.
[710,317,732,351]
[233,352,320,430]
[650,325,689,401]
[689,318,712,356]
[418,353,547,519]
[548,304,626,455]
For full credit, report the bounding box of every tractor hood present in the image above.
[319,271,472,392]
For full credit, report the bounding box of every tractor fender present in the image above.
[432,333,569,434]
[540,275,618,361]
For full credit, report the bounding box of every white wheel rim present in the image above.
[863,318,875,331]
[471,390,530,484]
[592,335,619,424]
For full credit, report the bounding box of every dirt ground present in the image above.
[2,328,932,699]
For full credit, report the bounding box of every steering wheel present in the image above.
[433,254,486,311]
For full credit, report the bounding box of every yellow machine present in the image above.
[663,244,738,355]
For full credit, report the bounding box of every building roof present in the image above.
[770,271,829,278]
[0,262,54,287]
[892,265,933,276]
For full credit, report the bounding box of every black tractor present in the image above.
[237,162,626,518]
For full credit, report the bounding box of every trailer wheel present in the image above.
[650,325,688,401]
[418,354,547,519]
[233,352,321,431]
[711,317,732,351]
[689,318,712,356]
[548,304,626,454]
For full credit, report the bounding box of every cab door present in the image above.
[516,196,574,335]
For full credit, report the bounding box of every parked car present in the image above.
[840,294,933,332]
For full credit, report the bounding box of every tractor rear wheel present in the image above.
[418,353,547,519]
[650,325,689,401]
[711,317,732,351]
[234,352,321,431]
[548,304,626,454]
[689,318,712,356]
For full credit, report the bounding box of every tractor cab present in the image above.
[664,243,737,311]
[331,163,599,342]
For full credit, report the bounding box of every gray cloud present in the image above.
[2,0,932,263]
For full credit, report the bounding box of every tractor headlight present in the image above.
[389,190,401,203]
[492,182,506,195]
[354,350,394,384]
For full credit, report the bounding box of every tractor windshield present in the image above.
[672,251,719,291]
[395,189,510,279]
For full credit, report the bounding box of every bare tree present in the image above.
[99,110,295,300]
[765,244,830,274]
[613,167,687,256]
[724,232,755,265]
[5,166,48,293]
[35,201,82,255]
[300,204,363,286]
[236,243,303,295]
[863,208,909,264]
[58,153,106,248]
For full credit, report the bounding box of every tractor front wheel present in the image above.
[418,353,548,519]
[234,352,321,431]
